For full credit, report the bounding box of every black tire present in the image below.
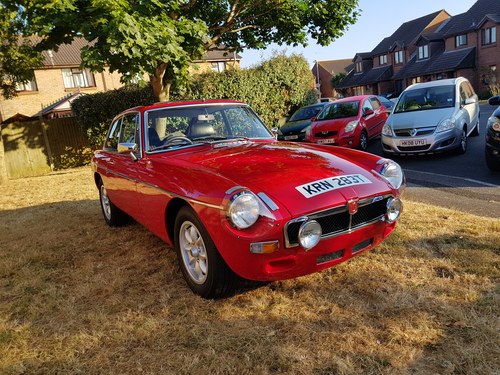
[97,179,129,227]
[358,130,368,151]
[470,118,480,137]
[455,128,467,155]
[174,206,238,298]
[486,150,500,171]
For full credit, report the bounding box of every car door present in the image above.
[99,112,140,217]
[459,81,478,130]
[362,97,379,138]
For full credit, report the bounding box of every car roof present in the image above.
[405,78,466,91]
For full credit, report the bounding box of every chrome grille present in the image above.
[285,196,390,247]
[314,130,338,138]
[394,127,436,137]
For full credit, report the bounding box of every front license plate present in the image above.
[284,135,299,140]
[317,138,335,144]
[296,174,372,198]
[399,139,427,147]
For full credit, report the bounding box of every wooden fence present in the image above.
[0,117,91,181]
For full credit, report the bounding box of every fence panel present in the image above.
[0,118,91,179]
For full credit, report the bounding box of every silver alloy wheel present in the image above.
[360,132,368,150]
[460,129,467,151]
[179,221,208,284]
[100,185,111,220]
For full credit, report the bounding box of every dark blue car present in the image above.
[277,103,327,141]
[486,96,500,171]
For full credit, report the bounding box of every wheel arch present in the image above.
[94,172,102,188]
[165,198,191,244]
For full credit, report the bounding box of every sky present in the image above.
[240,0,476,68]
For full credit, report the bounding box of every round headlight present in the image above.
[228,192,260,229]
[380,160,404,190]
[298,220,322,250]
[386,198,403,223]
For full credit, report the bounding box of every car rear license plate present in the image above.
[317,138,335,144]
[399,139,427,147]
[284,135,299,140]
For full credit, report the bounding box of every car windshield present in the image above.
[395,85,455,113]
[316,101,359,120]
[289,105,324,122]
[145,104,273,152]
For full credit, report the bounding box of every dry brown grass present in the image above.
[0,168,499,375]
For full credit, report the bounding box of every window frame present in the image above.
[455,34,467,47]
[417,45,429,60]
[482,26,497,45]
[379,54,387,65]
[394,50,404,65]
[61,68,96,89]
[355,62,363,74]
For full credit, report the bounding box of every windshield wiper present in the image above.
[192,135,228,141]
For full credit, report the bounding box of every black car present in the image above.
[486,96,500,171]
[277,103,327,141]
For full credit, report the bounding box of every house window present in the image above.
[211,62,226,72]
[482,26,497,45]
[15,76,38,92]
[61,68,95,88]
[379,54,387,65]
[417,45,429,60]
[455,34,467,47]
[394,51,404,64]
[355,62,363,73]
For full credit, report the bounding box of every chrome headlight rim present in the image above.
[298,220,322,250]
[379,160,404,190]
[227,191,260,229]
[386,197,403,223]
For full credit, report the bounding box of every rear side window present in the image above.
[370,97,381,110]
[119,113,139,144]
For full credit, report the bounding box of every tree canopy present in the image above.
[0,0,360,101]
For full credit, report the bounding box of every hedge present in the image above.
[72,53,316,146]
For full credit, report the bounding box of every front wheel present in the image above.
[455,128,467,155]
[486,149,500,171]
[174,206,238,298]
[358,130,368,151]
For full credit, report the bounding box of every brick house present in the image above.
[0,39,241,123]
[311,59,353,98]
[338,0,499,97]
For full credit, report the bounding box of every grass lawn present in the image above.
[0,168,499,374]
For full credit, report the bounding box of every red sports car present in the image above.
[92,100,404,298]
[305,95,388,150]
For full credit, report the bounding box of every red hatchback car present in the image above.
[92,100,404,298]
[305,95,388,150]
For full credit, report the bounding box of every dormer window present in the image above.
[355,61,363,73]
[379,54,387,65]
[482,26,497,45]
[455,34,467,47]
[394,50,404,64]
[417,45,429,60]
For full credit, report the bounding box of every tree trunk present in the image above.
[150,62,171,102]
[0,126,8,183]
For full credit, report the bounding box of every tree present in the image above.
[330,72,348,97]
[1,0,360,102]
[0,4,42,99]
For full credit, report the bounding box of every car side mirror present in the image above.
[489,96,500,106]
[117,142,139,161]
[363,109,374,117]
[464,96,478,105]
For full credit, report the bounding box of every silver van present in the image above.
[381,77,480,155]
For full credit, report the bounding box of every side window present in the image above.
[119,113,139,144]
[105,117,122,150]
[459,84,468,102]
[362,99,374,113]
[370,97,381,110]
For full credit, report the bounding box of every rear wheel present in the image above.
[174,206,237,298]
[358,130,368,151]
[98,179,128,226]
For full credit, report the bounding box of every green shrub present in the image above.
[72,53,316,146]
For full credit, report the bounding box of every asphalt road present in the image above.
[365,103,500,218]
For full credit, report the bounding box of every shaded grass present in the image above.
[0,168,499,374]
